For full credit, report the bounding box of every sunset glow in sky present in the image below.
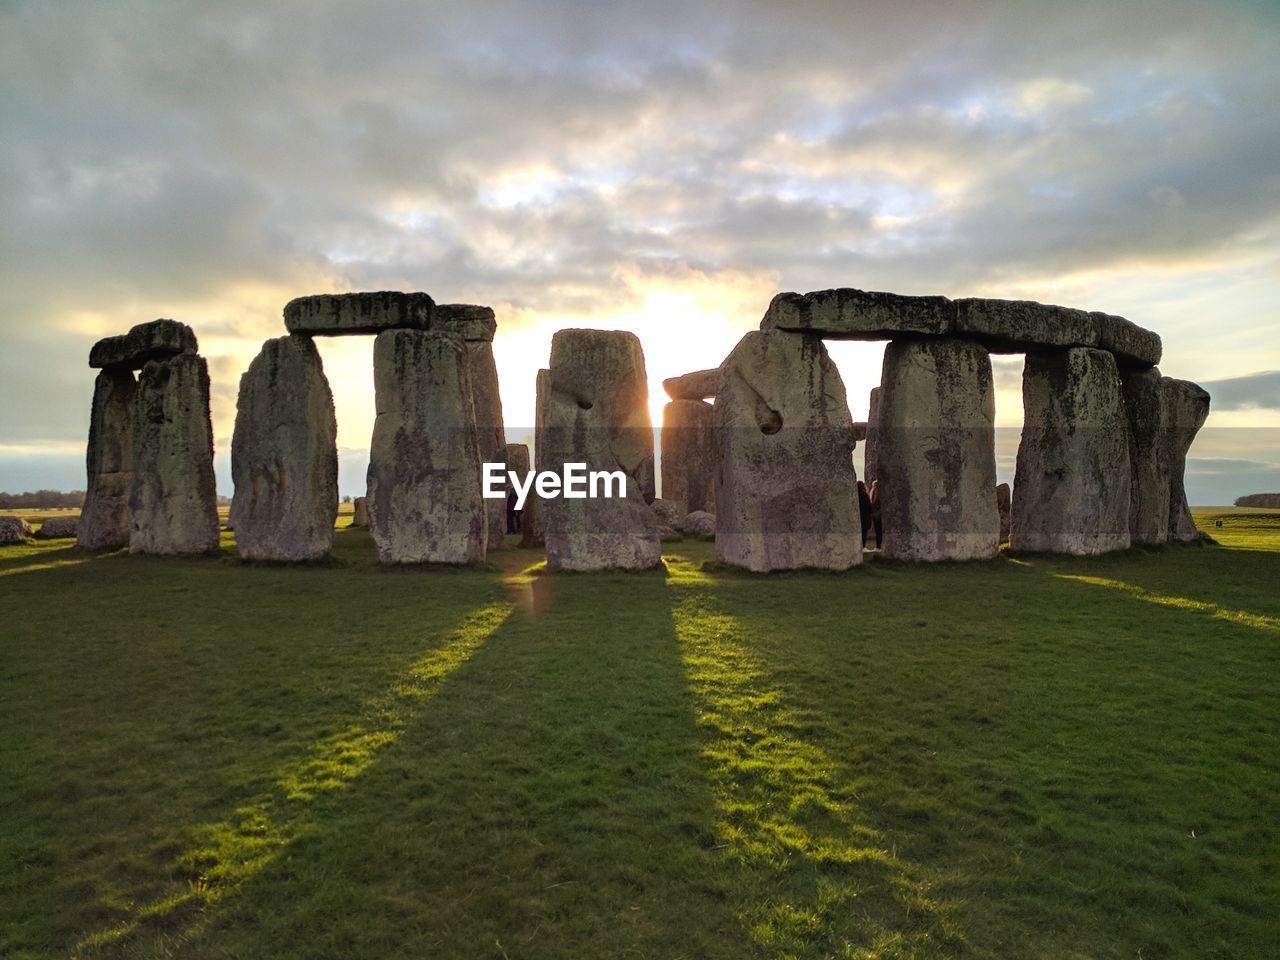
[1,0,1277,502]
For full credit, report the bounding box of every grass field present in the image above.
[1,511,1277,959]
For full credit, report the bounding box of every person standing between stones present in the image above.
[857,479,873,549]
[506,487,520,535]
[868,479,884,550]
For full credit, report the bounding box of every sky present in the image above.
[1,0,1277,504]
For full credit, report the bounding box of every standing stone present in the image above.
[996,483,1011,546]
[1122,366,1171,545]
[715,330,861,572]
[663,368,719,401]
[1164,378,1210,542]
[130,354,220,555]
[1011,348,1131,554]
[505,443,531,477]
[466,340,508,549]
[78,367,137,550]
[542,330,660,571]
[231,336,338,562]
[660,399,716,516]
[877,338,999,561]
[89,319,198,369]
[352,497,369,527]
[367,330,485,564]
[520,369,550,549]
[505,443,531,534]
[864,386,882,485]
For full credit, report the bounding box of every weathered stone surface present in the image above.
[1094,311,1162,367]
[715,330,861,571]
[762,289,953,340]
[864,387,882,485]
[1164,377,1210,542]
[877,338,999,561]
[650,498,682,528]
[996,483,1011,545]
[684,510,716,539]
[520,369,550,549]
[284,292,434,336]
[852,421,868,442]
[367,330,486,564]
[953,299,1099,354]
[1011,348,1131,555]
[505,443,531,477]
[231,336,338,561]
[660,399,716,518]
[1122,366,1171,545]
[434,303,497,342]
[89,319,197,369]
[130,354,220,555]
[35,516,78,539]
[466,341,508,549]
[0,516,34,544]
[542,330,660,571]
[658,524,683,542]
[77,367,137,550]
[352,497,368,527]
[663,368,719,400]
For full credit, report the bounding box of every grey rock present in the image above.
[367,330,486,564]
[0,516,34,544]
[864,387,882,485]
[35,516,78,539]
[660,399,716,517]
[1164,378,1210,542]
[663,368,719,400]
[658,524,684,542]
[684,510,716,539]
[89,319,198,369]
[352,496,369,527]
[284,291,434,336]
[715,330,861,571]
[1011,348,1131,554]
[650,498,682,529]
[1093,311,1162,367]
[434,303,497,342]
[77,367,137,550]
[762,288,953,340]
[852,421,868,442]
[877,338,999,561]
[996,482,1011,545]
[466,340,508,549]
[1122,366,1171,545]
[231,335,338,561]
[542,330,660,571]
[505,443,531,477]
[130,354,220,555]
[520,369,551,549]
[953,298,1099,353]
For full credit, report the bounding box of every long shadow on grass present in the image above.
[664,555,968,958]
[171,562,752,959]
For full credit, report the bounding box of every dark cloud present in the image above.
[1201,371,1280,411]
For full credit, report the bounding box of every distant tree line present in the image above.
[0,490,86,509]
[1234,493,1280,508]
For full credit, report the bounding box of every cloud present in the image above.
[1200,370,1280,410]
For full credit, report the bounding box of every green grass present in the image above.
[1,511,1276,958]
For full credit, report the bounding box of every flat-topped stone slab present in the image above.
[759,287,1161,366]
[284,292,435,336]
[663,368,719,400]
[433,304,497,342]
[952,298,1099,353]
[89,319,197,369]
[762,289,953,339]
